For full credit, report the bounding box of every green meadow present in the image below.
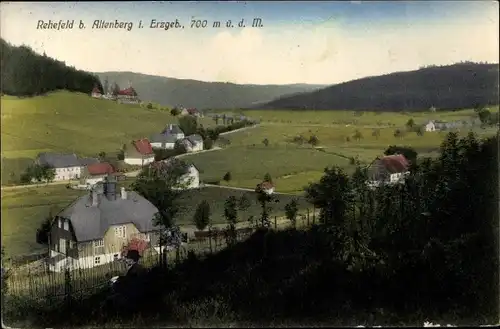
[188,108,498,192]
[0,91,214,185]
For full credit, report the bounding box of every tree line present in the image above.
[261,62,499,111]
[1,38,102,96]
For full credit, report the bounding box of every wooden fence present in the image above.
[4,208,318,303]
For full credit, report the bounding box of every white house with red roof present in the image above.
[366,154,411,188]
[257,181,275,195]
[116,86,140,104]
[82,162,116,186]
[124,139,155,166]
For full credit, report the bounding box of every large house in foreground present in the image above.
[124,139,155,166]
[366,154,410,188]
[47,176,160,272]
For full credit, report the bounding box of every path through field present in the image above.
[203,183,298,196]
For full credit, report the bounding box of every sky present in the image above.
[1,1,498,85]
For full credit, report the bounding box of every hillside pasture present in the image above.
[0,91,213,184]
[186,145,353,193]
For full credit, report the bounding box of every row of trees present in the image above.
[20,164,56,184]
[1,38,102,96]
[303,131,498,313]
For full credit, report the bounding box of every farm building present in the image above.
[424,120,436,132]
[116,86,140,104]
[150,159,200,189]
[150,133,178,150]
[81,162,116,186]
[257,181,275,195]
[366,154,410,188]
[124,138,155,166]
[36,153,83,181]
[91,86,102,98]
[47,177,161,272]
[162,124,185,140]
[184,134,204,152]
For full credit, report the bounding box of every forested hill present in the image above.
[0,39,102,96]
[95,71,324,109]
[259,63,500,112]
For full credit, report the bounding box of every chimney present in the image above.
[91,190,99,206]
[103,175,117,201]
[121,187,128,200]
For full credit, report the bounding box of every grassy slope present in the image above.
[96,71,324,109]
[0,91,213,184]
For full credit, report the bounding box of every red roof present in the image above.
[187,108,199,114]
[92,87,101,94]
[133,138,153,155]
[117,87,138,96]
[87,162,115,175]
[379,154,410,173]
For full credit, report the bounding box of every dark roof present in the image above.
[87,162,115,175]
[38,153,81,168]
[80,157,100,166]
[162,124,183,135]
[150,133,178,144]
[58,183,159,242]
[133,139,154,155]
[379,154,410,173]
[186,134,203,144]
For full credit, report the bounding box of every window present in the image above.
[94,256,101,265]
[63,220,69,231]
[69,240,75,249]
[93,239,104,255]
[114,226,126,238]
[58,218,62,228]
[59,238,67,254]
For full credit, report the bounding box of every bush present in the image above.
[203,138,214,150]
[223,171,232,182]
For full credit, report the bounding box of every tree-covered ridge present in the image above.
[0,38,102,96]
[95,71,325,109]
[261,62,500,111]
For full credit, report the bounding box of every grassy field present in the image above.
[1,183,312,257]
[0,91,214,185]
[241,107,499,126]
[185,117,498,192]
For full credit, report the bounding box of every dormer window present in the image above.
[58,218,62,228]
[63,219,69,231]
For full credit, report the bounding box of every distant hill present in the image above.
[94,71,324,109]
[259,63,500,112]
[0,38,102,96]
